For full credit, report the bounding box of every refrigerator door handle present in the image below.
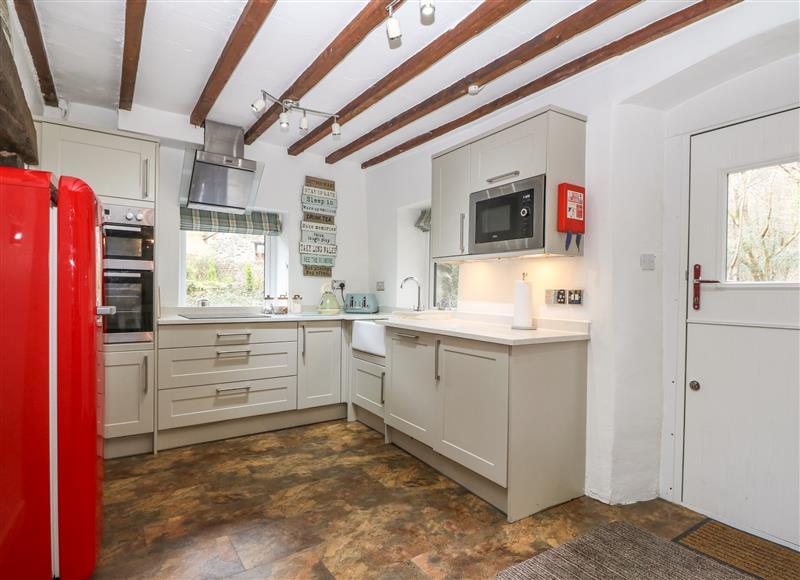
[96,306,117,316]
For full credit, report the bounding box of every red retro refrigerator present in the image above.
[0,168,104,579]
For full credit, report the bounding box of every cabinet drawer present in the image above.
[469,115,547,192]
[158,377,297,429]
[158,341,297,389]
[352,356,385,418]
[158,322,297,348]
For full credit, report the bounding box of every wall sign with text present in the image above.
[300,176,337,277]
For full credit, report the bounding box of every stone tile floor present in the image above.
[96,420,705,579]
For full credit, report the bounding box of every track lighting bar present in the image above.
[251,90,340,136]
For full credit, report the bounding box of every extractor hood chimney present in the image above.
[179,121,263,214]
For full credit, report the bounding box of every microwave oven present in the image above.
[468,175,545,255]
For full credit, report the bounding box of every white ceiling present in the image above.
[27,0,749,165]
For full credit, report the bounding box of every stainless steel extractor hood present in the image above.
[180,121,263,214]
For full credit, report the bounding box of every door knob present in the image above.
[689,380,700,391]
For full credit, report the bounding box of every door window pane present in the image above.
[726,161,799,282]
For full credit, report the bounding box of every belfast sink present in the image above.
[352,321,386,357]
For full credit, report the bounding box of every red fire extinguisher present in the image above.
[557,182,585,251]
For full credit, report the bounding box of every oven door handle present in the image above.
[104,272,142,278]
[103,225,142,232]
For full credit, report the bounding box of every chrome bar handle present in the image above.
[142,159,149,199]
[434,339,441,381]
[459,213,465,253]
[96,305,117,316]
[301,325,306,357]
[142,353,149,393]
[394,333,419,340]
[216,385,252,393]
[380,371,386,404]
[216,331,253,337]
[215,348,251,357]
[486,170,520,184]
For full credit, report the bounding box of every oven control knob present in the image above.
[125,212,134,220]
[136,213,144,221]
[520,207,529,217]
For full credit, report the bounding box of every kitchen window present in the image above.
[179,208,287,306]
[434,262,460,310]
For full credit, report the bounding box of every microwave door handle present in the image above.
[103,225,142,232]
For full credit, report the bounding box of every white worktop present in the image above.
[158,308,388,325]
[376,315,590,346]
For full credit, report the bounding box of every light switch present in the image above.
[376,281,385,291]
[640,253,656,271]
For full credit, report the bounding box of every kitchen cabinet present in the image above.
[39,122,157,203]
[431,146,470,258]
[104,350,154,438]
[351,355,386,418]
[158,377,297,429]
[158,341,297,389]
[435,337,509,486]
[468,115,547,192]
[298,321,342,409]
[385,330,438,447]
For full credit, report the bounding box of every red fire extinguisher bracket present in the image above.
[557,183,585,234]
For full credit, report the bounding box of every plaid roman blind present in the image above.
[180,208,282,236]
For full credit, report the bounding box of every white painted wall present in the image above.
[364,6,799,504]
[395,203,430,310]
[155,139,370,310]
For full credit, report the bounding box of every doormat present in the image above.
[497,521,749,579]
[675,519,799,580]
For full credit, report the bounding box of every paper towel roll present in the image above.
[512,279,535,329]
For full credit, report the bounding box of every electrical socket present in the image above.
[376,281,385,291]
[556,289,567,304]
[568,289,583,305]
[332,279,346,290]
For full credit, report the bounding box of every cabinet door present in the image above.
[351,356,386,418]
[298,321,342,409]
[431,146,470,258]
[385,330,438,447]
[40,124,157,202]
[104,350,154,438]
[435,337,509,486]
[469,115,547,192]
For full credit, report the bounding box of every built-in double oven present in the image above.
[469,175,545,255]
[101,204,155,343]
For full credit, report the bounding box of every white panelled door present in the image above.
[684,108,799,549]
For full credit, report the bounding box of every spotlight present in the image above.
[467,84,483,96]
[299,111,309,132]
[420,0,435,19]
[251,97,266,114]
[331,121,341,136]
[279,110,289,130]
[386,6,401,40]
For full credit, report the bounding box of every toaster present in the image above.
[343,293,379,314]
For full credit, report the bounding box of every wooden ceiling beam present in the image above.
[361,0,742,169]
[119,0,148,110]
[326,0,640,165]
[13,0,58,106]
[287,0,527,156]
[191,0,277,126]
[244,0,402,145]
